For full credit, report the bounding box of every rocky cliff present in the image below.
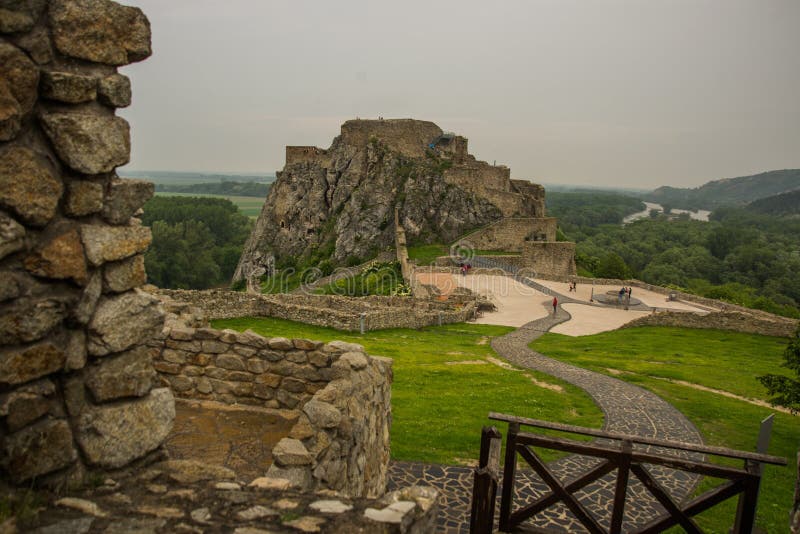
[235,119,543,282]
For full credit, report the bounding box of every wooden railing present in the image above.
[470,413,787,534]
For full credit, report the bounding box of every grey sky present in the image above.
[119,0,800,189]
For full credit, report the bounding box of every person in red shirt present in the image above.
[552,296,558,315]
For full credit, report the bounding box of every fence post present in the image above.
[499,422,520,532]
[359,312,366,334]
[470,426,502,533]
[733,414,773,533]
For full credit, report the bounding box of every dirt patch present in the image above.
[476,336,489,345]
[522,373,564,392]
[165,399,298,481]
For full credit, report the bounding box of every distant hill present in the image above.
[120,170,275,185]
[744,189,800,216]
[154,181,270,198]
[644,169,800,210]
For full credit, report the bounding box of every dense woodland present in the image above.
[142,197,252,289]
[548,192,800,318]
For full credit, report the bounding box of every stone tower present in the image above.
[0,0,174,486]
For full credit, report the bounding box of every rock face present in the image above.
[0,0,172,487]
[235,119,547,281]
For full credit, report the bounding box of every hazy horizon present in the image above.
[118,1,800,189]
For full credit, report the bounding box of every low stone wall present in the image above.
[621,311,797,338]
[150,325,392,498]
[157,289,476,332]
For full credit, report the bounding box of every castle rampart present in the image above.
[455,217,558,252]
[285,145,327,166]
[340,118,442,159]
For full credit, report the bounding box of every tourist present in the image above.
[552,296,558,315]
[460,265,467,277]
[618,287,625,304]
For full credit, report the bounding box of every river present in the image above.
[623,202,711,224]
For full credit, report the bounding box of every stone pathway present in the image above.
[388,307,705,533]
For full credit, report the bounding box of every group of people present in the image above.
[567,281,578,292]
[458,262,472,276]
[618,286,633,303]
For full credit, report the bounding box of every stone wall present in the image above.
[621,311,798,338]
[157,289,478,332]
[455,217,557,252]
[340,118,442,159]
[150,324,392,497]
[0,0,176,486]
[521,241,577,278]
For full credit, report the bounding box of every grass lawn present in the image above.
[211,317,603,465]
[155,192,265,218]
[407,244,448,266]
[531,326,799,534]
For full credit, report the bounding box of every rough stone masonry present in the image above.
[0,0,175,485]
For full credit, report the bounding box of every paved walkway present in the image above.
[388,308,704,533]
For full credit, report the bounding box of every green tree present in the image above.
[595,252,632,279]
[758,327,800,413]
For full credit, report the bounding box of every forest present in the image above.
[547,193,800,318]
[141,197,252,289]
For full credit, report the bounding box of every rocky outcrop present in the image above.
[0,0,171,487]
[235,118,548,282]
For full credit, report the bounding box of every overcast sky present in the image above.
[119,0,800,189]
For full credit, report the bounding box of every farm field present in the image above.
[531,326,798,534]
[154,191,265,217]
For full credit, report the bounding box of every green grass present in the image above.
[211,317,604,465]
[407,244,448,266]
[531,326,799,534]
[155,192,264,218]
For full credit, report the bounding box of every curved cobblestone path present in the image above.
[389,305,705,533]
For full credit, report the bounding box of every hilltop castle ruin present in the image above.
[235,118,575,283]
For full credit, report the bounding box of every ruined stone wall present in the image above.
[521,242,577,278]
[455,217,558,252]
[511,180,546,217]
[339,118,442,159]
[285,146,327,166]
[443,163,511,192]
[621,311,798,338]
[157,289,477,331]
[0,0,176,486]
[149,324,392,497]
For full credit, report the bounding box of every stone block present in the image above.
[246,357,267,373]
[153,361,180,375]
[275,389,301,409]
[323,340,364,354]
[201,340,229,354]
[0,211,25,261]
[40,70,97,103]
[286,350,308,364]
[258,348,285,362]
[85,345,157,402]
[13,25,53,65]
[97,73,131,107]
[0,41,38,114]
[264,464,312,491]
[0,298,68,346]
[268,337,293,350]
[255,373,281,387]
[281,377,307,394]
[0,5,36,33]
[165,339,200,352]
[252,383,274,400]
[0,145,62,226]
[216,353,245,371]
[0,379,57,432]
[339,351,368,370]
[195,377,212,394]
[162,348,188,364]
[233,344,257,357]
[292,338,321,351]
[80,224,151,266]
[307,350,330,368]
[1,418,77,483]
[288,414,314,440]
[169,375,193,393]
[71,271,102,325]
[103,254,146,293]
[40,112,131,175]
[182,365,204,377]
[303,400,342,429]
[65,180,104,217]
[64,329,87,371]
[168,327,195,341]
[49,0,151,66]
[87,290,164,356]
[193,328,220,340]
[231,381,252,396]
[272,438,312,467]
[0,271,21,302]
[24,226,88,284]
[75,387,174,468]
[102,178,154,225]
[226,371,252,382]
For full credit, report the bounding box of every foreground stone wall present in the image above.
[0,0,175,486]
[150,323,393,498]
[157,289,477,332]
[455,217,557,252]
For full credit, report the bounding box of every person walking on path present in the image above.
[552,296,558,315]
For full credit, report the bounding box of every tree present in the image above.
[758,326,800,413]
[595,252,632,279]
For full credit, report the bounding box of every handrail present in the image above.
[489,413,787,466]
